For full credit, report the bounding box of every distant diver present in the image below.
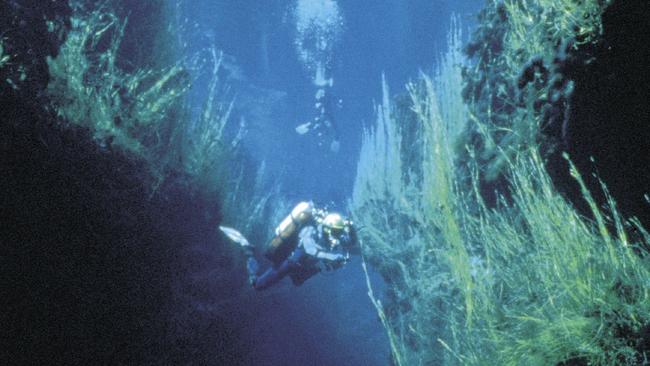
[219,201,359,291]
[292,0,344,153]
[295,67,342,153]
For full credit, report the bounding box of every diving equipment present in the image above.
[322,212,345,231]
[219,226,250,247]
[265,201,315,265]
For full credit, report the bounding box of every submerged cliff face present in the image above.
[460,0,649,227]
[0,1,248,364]
[0,123,243,364]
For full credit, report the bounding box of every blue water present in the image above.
[4,1,649,364]
[174,1,482,364]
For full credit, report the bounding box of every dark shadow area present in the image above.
[552,0,650,228]
[1,1,393,365]
[0,120,242,365]
[0,1,247,364]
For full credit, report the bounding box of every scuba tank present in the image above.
[265,201,320,265]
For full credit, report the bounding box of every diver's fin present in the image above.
[295,122,311,135]
[219,226,251,247]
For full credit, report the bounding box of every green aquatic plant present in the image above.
[352,19,472,364]
[0,39,10,69]
[462,0,611,181]
[179,47,235,196]
[46,2,189,159]
[355,73,650,366]
[353,11,650,365]
[44,1,278,256]
[352,77,466,366]
[45,0,243,202]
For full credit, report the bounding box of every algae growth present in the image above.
[351,0,650,365]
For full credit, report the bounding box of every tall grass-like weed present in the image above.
[462,0,610,181]
[45,1,241,199]
[352,11,650,365]
[47,3,189,158]
[45,1,275,236]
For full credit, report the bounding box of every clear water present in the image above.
[171,1,481,364]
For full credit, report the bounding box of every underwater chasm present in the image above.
[2,0,377,364]
[1,0,650,365]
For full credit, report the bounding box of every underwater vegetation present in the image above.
[352,0,650,365]
[46,5,185,153]
[43,0,277,221]
[1,0,273,363]
[47,1,209,191]
[0,39,10,68]
[460,0,609,182]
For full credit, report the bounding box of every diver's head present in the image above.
[322,212,347,248]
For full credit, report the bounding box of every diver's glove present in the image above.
[324,253,347,271]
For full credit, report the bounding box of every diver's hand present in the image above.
[325,254,347,271]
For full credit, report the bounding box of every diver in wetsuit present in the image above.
[220,202,358,290]
[313,85,341,153]
[295,68,342,153]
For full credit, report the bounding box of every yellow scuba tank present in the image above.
[265,201,315,265]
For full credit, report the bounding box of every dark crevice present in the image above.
[549,0,650,229]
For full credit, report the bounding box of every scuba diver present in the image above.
[219,201,358,291]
